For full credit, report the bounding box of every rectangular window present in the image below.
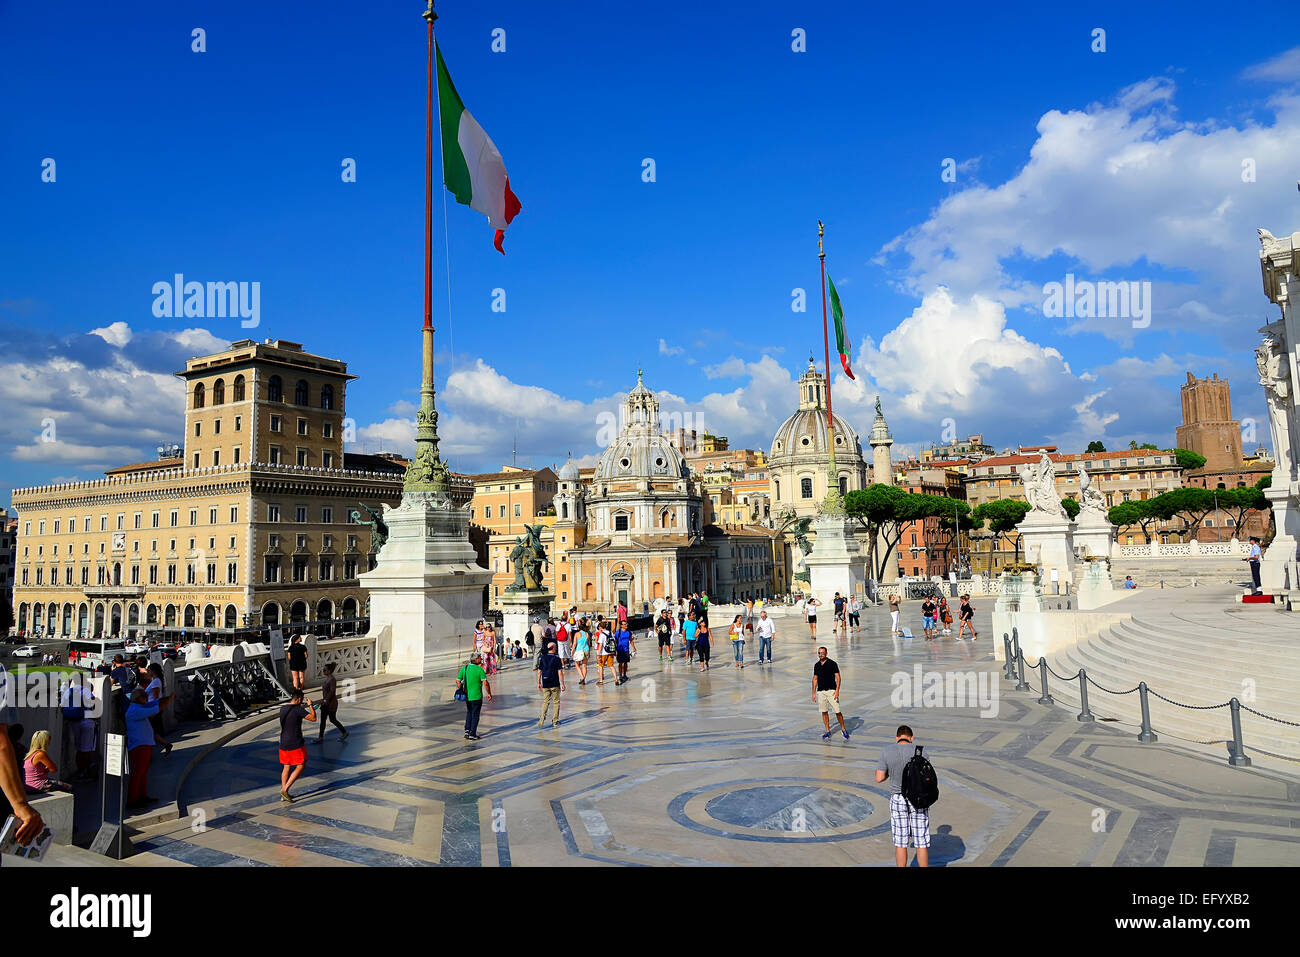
[189,509,198,526]
[233,446,241,464]
[297,448,308,467]
[152,511,160,528]
[167,564,177,584]
[186,564,196,585]
[295,506,307,523]
[322,451,333,469]
[195,422,201,437]
[297,418,307,436]
[170,510,179,527]
[65,567,73,585]
[148,565,157,585]
[320,558,333,581]
[296,534,307,549]
[514,504,521,517]
[344,558,357,579]
[234,415,241,432]
[323,422,333,439]
[269,446,281,464]
[270,414,281,432]
[322,507,333,524]
[265,558,280,583]
[131,565,140,585]
[347,535,357,550]
[35,568,41,585]
[499,505,506,518]
[269,534,279,548]
[213,450,220,466]
[209,507,218,524]
[227,562,238,584]
[292,558,307,582]
[193,453,200,469]
[53,519,60,534]
[615,514,629,531]
[268,504,281,522]
[206,563,216,584]
[20,569,28,586]
[230,506,238,523]
[322,534,332,548]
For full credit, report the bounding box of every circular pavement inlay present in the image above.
[669,777,890,843]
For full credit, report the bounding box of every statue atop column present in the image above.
[1021,452,1067,520]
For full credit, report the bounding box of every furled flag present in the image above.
[826,275,855,379]
[436,43,522,254]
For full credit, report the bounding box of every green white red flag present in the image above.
[826,275,855,379]
[436,43,522,254]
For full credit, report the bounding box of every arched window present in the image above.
[268,376,283,402]
[801,477,813,499]
[193,383,205,408]
[562,502,569,519]
[212,378,225,405]
[320,385,334,410]
[294,380,309,406]
[774,478,780,500]
[232,375,246,401]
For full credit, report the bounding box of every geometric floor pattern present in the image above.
[128,606,1300,866]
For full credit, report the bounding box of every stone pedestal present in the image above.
[1072,517,1114,562]
[1076,557,1119,610]
[1018,517,1075,589]
[804,513,867,609]
[1261,481,1300,595]
[359,491,492,679]
[992,571,1046,661]
[501,590,554,649]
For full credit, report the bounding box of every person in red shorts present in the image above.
[278,688,316,803]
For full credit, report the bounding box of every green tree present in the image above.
[1150,487,1217,540]
[1174,448,1207,471]
[844,487,969,579]
[970,498,1031,573]
[1059,497,1081,521]
[1085,441,1106,453]
[1138,442,1158,450]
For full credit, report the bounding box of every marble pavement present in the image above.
[125,604,1300,867]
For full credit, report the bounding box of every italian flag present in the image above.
[826,275,855,379]
[436,43,522,254]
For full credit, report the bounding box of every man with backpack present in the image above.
[613,621,636,685]
[875,725,934,867]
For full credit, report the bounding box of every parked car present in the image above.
[11,645,40,659]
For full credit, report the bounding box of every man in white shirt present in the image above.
[1244,536,1263,595]
[756,610,776,666]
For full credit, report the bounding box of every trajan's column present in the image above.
[1255,228,1300,599]
[868,398,897,583]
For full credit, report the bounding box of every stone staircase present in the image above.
[1108,556,1248,589]
[1029,586,1300,767]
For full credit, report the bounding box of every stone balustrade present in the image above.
[1116,538,1252,559]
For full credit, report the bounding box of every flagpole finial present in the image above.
[817,220,824,260]
[423,0,437,24]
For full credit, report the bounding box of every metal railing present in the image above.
[1000,627,1300,769]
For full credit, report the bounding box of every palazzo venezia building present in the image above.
[7,339,437,639]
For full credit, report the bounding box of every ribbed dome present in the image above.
[770,408,862,460]
[558,458,580,480]
[593,371,690,481]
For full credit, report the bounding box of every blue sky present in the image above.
[3,0,1299,504]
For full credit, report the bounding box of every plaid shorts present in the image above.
[889,793,930,848]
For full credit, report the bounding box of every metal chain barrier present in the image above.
[1001,633,1281,768]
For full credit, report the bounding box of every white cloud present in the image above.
[658,338,684,356]
[90,321,133,348]
[1243,46,1300,82]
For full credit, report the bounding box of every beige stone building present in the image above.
[7,339,458,639]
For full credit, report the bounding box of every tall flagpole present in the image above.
[818,221,844,515]
[406,0,451,495]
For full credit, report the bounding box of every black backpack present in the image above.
[900,745,939,810]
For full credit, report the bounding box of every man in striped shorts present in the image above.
[875,725,930,867]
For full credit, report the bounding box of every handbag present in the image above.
[454,665,468,702]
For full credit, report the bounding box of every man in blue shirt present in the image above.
[1244,536,1263,595]
[614,624,637,686]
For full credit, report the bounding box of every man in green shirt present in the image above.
[457,653,492,741]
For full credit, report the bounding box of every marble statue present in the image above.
[1257,319,1294,475]
[1077,463,1108,521]
[1021,452,1067,520]
[506,523,549,592]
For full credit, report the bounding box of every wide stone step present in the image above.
[1094,624,1300,683]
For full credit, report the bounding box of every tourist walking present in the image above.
[756,609,775,665]
[655,609,674,661]
[729,615,745,669]
[143,662,172,754]
[812,646,849,740]
[848,595,861,632]
[536,642,565,728]
[875,725,929,867]
[677,597,687,635]
[456,653,491,740]
[316,663,348,742]
[920,595,937,641]
[572,618,591,685]
[832,592,846,635]
[682,612,699,663]
[277,688,316,803]
[957,594,978,641]
[595,621,618,685]
[888,593,901,635]
[288,634,309,690]
[937,597,952,636]
[555,617,571,667]
[696,617,713,672]
[614,621,636,685]
[805,596,821,638]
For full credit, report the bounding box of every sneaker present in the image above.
[552,721,560,728]
[469,734,481,741]
[280,791,294,803]
[821,732,832,740]
[842,730,850,740]
[464,732,472,739]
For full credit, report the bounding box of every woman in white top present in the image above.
[572,619,591,686]
[729,614,745,669]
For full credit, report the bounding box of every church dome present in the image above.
[558,458,580,480]
[593,371,690,481]
[768,358,864,462]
